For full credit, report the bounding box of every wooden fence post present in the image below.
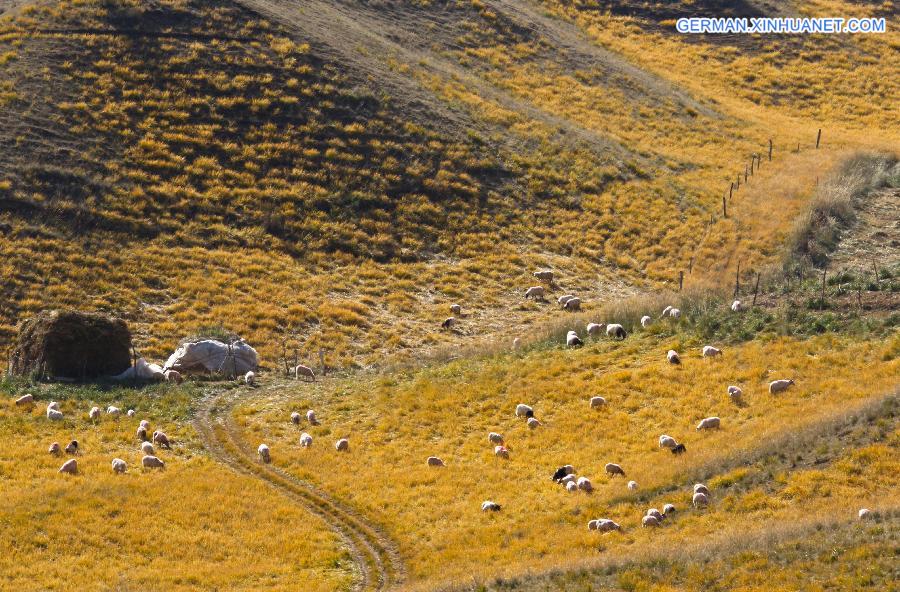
[734,261,741,296]
[752,271,761,306]
[736,174,740,190]
[768,139,773,161]
[722,195,727,218]
[293,348,298,377]
[282,339,289,376]
[744,165,748,183]
[816,128,821,149]
[679,271,684,292]
[729,182,734,200]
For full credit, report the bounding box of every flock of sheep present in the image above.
[13,394,172,474]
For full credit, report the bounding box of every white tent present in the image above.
[163,339,258,376]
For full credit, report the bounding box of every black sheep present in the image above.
[671,443,687,455]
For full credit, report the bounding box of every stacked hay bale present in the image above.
[10,310,132,380]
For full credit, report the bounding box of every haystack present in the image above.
[10,310,132,379]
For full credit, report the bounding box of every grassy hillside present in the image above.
[0,0,895,367]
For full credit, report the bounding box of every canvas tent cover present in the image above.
[163,339,258,375]
[113,357,165,381]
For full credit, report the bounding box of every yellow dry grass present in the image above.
[232,331,900,589]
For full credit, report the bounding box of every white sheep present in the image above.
[858,508,872,520]
[48,442,61,455]
[126,409,135,417]
[335,438,349,452]
[488,432,504,445]
[47,401,59,411]
[590,396,607,409]
[769,379,795,394]
[294,364,316,382]
[559,474,577,485]
[692,492,709,507]
[306,410,319,425]
[527,417,541,429]
[111,458,127,474]
[566,481,578,492]
[450,304,462,315]
[245,371,256,386]
[426,456,445,467]
[14,394,33,406]
[142,455,165,469]
[606,323,627,340]
[595,519,621,532]
[64,440,78,455]
[481,500,501,512]
[515,403,534,419]
[164,370,183,384]
[557,294,575,306]
[141,441,155,456]
[533,270,553,282]
[136,426,148,442]
[58,459,77,475]
[88,406,100,420]
[576,476,593,492]
[661,306,673,318]
[139,419,150,429]
[663,503,676,516]
[524,286,545,300]
[667,350,681,364]
[258,444,271,463]
[152,431,171,449]
[563,297,582,311]
[512,337,521,350]
[727,386,743,402]
[640,316,652,328]
[646,508,664,521]
[696,417,721,430]
[291,411,301,425]
[658,435,677,449]
[731,300,742,312]
[494,445,510,459]
[642,515,660,527]
[693,483,710,496]
[47,408,63,421]
[106,406,121,416]
[605,463,625,477]
[628,480,638,491]
[566,330,583,348]
[586,323,603,337]
[300,433,313,447]
[702,346,722,357]
[670,308,682,318]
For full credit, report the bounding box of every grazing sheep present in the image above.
[533,270,553,283]
[693,484,710,496]
[587,519,599,530]
[696,417,721,431]
[47,408,63,421]
[300,432,313,447]
[727,386,743,402]
[294,365,316,382]
[663,503,676,516]
[670,308,682,319]
[441,317,456,330]
[667,350,681,365]
[141,441,154,456]
[515,404,534,419]
[152,431,171,449]
[595,519,621,532]
[512,337,521,350]
[335,438,349,452]
[307,410,319,425]
[527,417,541,429]
[552,465,575,482]
[136,426,148,442]
[659,435,677,449]
[164,370,183,384]
[559,474,577,485]
[14,394,33,406]
[258,444,271,463]
[88,406,100,420]
[692,492,709,507]
[47,401,60,411]
[576,476,593,492]
[566,330,584,348]
[606,324,627,340]
[488,432,504,445]
[566,481,578,492]
[291,411,301,425]
[245,371,256,386]
[106,406,121,416]
[426,456,445,467]
[58,459,77,475]
[557,295,575,307]
[563,297,582,312]
[64,440,78,455]
[642,515,660,527]
[494,445,510,459]
[590,396,607,409]
[640,316,652,328]
[126,409,135,417]
[111,458,127,474]
[48,442,61,455]
[139,420,150,429]
[142,455,165,469]
[661,306,673,318]
[628,480,638,491]
[481,501,501,512]
[731,300,742,312]
[671,443,687,455]
[646,508,664,521]
[586,323,603,337]
[858,508,872,520]
[605,463,625,477]
[769,379,795,394]
[450,304,462,315]
[702,346,722,357]
[524,286,545,300]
